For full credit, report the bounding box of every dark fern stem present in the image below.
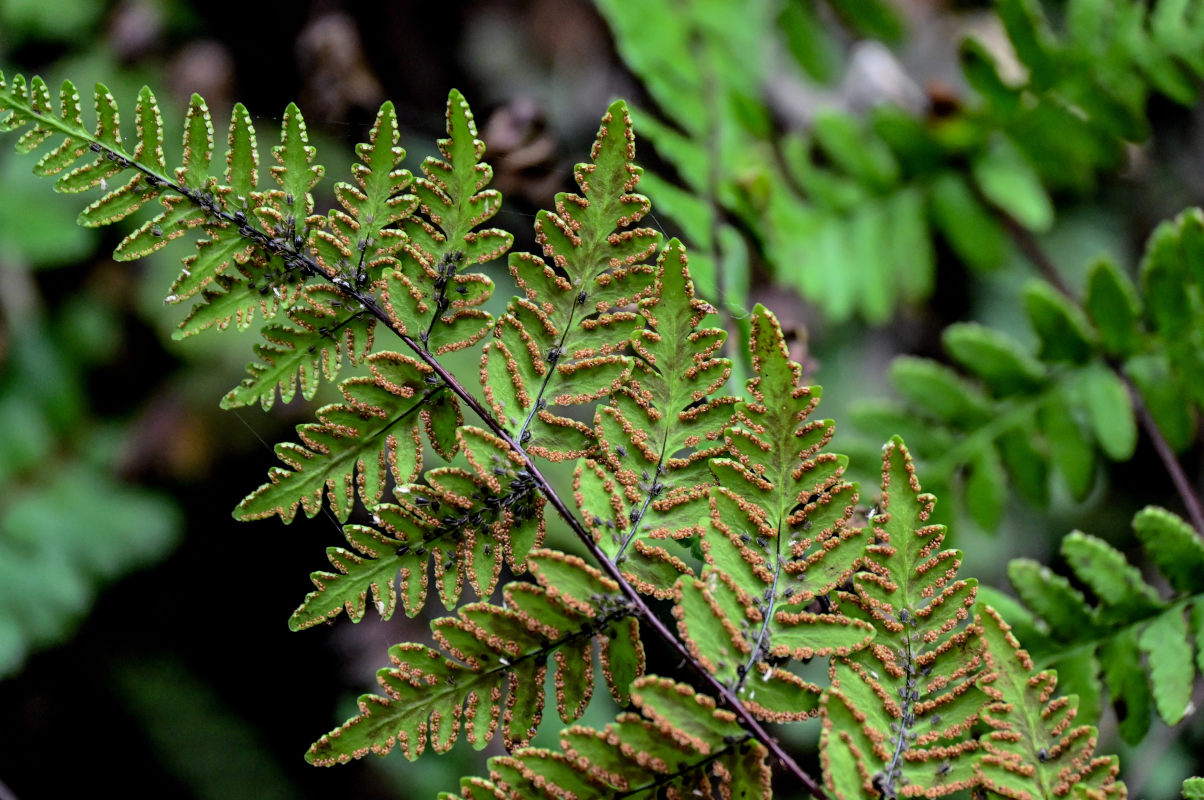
[420,248,466,349]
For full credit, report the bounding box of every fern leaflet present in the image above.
[289,426,545,627]
[853,208,1204,531]
[976,604,1127,799]
[445,677,771,800]
[306,549,639,764]
[821,437,983,798]
[480,99,661,461]
[574,238,736,596]
[672,304,873,722]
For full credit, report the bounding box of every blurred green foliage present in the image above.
[0,269,180,677]
[595,0,1204,323]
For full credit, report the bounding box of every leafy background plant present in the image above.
[1,1,1203,799]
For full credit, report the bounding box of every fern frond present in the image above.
[980,0,1204,183]
[853,208,1204,531]
[235,352,450,523]
[976,604,1127,799]
[480,99,661,461]
[821,437,983,798]
[573,238,737,596]
[982,506,1204,745]
[289,425,545,627]
[444,677,771,800]
[305,549,639,764]
[667,305,872,722]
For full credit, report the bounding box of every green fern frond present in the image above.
[853,208,1204,530]
[573,238,737,596]
[0,73,181,242]
[480,99,661,461]
[444,676,771,800]
[982,506,1204,745]
[164,101,306,337]
[976,604,1127,799]
[670,305,873,722]
[289,426,545,627]
[224,90,508,410]
[380,89,507,357]
[821,437,983,798]
[306,549,638,764]
[980,0,1204,180]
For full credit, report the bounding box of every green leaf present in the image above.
[829,0,903,41]
[1101,627,1153,746]
[889,356,992,427]
[996,421,1049,507]
[972,137,1053,232]
[964,441,1006,530]
[929,172,1008,272]
[177,92,214,189]
[306,549,634,764]
[1038,385,1095,500]
[1008,559,1098,640]
[224,102,258,199]
[270,102,323,211]
[1138,606,1195,725]
[960,37,1021,114]
[823,438,982,796]
[1184,778,1204,800]
[976,604,1126,798]
[1077,363,1137,461]
[574,239,735,593]
[678,306,870,716]
[288,521,411,630]
[1061,532,1162,622]
[483,99,660,458]
[943,322,1046,395]
[221,287,375,411]
[811,110,898,191]
[1127,352,1197,452]
[1085,256,1142,357]
[1133,506,1204,594]
[235,353,438,523]
[997,0,1058,87]
[778,0,843,84]
[449,677,770,800]
[1023,280,1095,363]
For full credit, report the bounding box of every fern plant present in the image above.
[0,66,1186,798]
[850,208,1204,534]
